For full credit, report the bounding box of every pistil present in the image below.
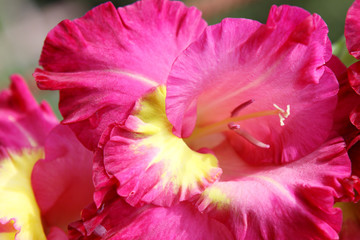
[228,122,270,149]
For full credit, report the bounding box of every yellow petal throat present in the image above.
[129,85,221,199]
[0,149,46,240]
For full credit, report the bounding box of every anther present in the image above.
[231,99,255,117]
[228,122,270,149]
[273,104,290,126]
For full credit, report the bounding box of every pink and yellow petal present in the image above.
[0,149,46,239]
[99,86,221,206]
[31,125,94,233]
[195,138,350,239]
[166,5,337,165]
[34,0,207,150]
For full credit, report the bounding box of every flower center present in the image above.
[185,100,290,149]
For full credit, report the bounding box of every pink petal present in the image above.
[167,5,336,164]
[96,87,221,207]
[34,0,207,150]
[345,61,360,152]
[348,61,360,95]
[345,0,360,59]
[326,56,360,142]
[350,105,360,131]
[68,189,234,240]
[0,75,57,156]
[92,145,118,208]
[46,227,68,240]
[196,138,350,239]
[326,55,347,79]
[31,125,94,233]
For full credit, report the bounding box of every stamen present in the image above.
[231,99,254,117]
[186,103,291,143]
[228,122,270,149]
[273,104,290,126]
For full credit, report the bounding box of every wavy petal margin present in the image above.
[195,138,350,240]
[327,56,360,140]
[345,0,360,59]
[68,189,234,240]
[95,86,221,207]
[34,0,207,150]
[166,5,336,165]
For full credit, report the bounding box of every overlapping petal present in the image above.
[20,0,358,238]
[95,86,221,207]
[68,189,234,240]
[34,0,207,150]
[334,4,360,235]
[166,5,337,165]
[195,138,350,239]
[0,75,93,238]
[344,0,360,180]
[345,0,360,59]
[344,0,360,149]
[348,62,360,96]
[326,56,360,142]
[31,125,94,233]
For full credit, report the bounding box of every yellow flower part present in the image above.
[0,149,46,240]
[106,85,222,206]
[136,86,218,188]
[135,86,220,194]
[199,186,231,211]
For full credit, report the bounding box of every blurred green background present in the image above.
[0,0,354,118]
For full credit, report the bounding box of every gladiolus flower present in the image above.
[34,0,353,239]
[345,0,360,131]
[0,75,94,239]
[336,0,360,238]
